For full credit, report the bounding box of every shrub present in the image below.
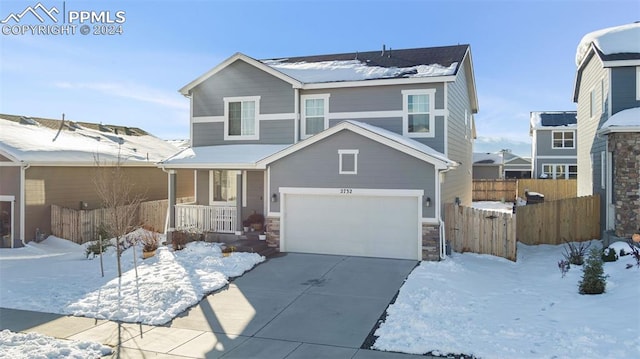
[579,247,607,295]
[140,231,159,252]
[85,240,112,258]
[172,230,188,251]
[601,247,618,262]
[626,240,640,268]
[563,241,591,265]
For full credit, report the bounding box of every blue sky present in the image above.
[1,0,638,157]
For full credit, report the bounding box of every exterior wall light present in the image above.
[425,197,431,207]
[271,193,278,202]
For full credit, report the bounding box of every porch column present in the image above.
[236,172,243,233]
[167,169,176,236]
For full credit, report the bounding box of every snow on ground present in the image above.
[373,240,640,358]
[471,201,515,213]
[0,231,264,325]
[0,330,111,359]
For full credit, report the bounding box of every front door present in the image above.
[0,196,15,248]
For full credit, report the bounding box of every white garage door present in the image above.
[281,189,421,260]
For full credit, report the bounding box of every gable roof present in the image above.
[159,144,289,169]
[258,121,457,170]
[473,152,503,166]
[530,111,577,134]
[0,114,181,166]
[180,45,474,97]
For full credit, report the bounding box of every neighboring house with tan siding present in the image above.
[0,114,193,248]
[160,45,478,261]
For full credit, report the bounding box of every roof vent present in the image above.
[381,44,386,56]
[19,116,39,126]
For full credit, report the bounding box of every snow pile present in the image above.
[0,117,180,164]
[0,330,111,359]
[471,201,514,213]
[263,59,458,83]
[373,241,640,358]
[575,22,640,66]
[0,234,264,325]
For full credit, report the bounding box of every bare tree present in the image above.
[94,147,145,277]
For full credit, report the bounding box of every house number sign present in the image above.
[340,188,353,194]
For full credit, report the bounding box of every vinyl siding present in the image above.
[0,166,21,242]
[443,58,474,207]
[611,66,640,114]
[576,55,608,197]
[534,158,577,179]
[192,120,294,146]
[268,130,437,218]
[24,167,194,242]
[535,129,577,157]
[473,166,501,180]
[242,170,265,221]
[195,169,209,205]
[191,60,295,146]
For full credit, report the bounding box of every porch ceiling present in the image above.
[160,144,290,169]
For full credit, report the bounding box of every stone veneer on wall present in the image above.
[265,216,280,249]
[422,223,441,261]
[608,132,640,238]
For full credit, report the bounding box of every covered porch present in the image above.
[160,144,288,236]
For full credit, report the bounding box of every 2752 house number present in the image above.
[340,188,353,194]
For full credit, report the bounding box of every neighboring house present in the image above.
[472,151,531,180]
[502,151,532,179]
[0,114,194,248]
[529,111,577,179]
[160,45,479,261]
[573,22,640,238]
[472,152,502,179]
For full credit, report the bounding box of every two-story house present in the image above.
[160,45,478,261]
[529,111,578,179]
[573,22,640,239]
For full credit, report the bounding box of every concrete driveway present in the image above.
[1,253,427,358]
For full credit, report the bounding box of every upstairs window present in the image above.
[301,94,329,138]
[403,89,435,137]
[224,96,259,140]
[552,131,575,149]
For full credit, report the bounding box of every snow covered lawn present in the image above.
[0,330,111,359]
[0,232,264,325]
[374,241,640,358]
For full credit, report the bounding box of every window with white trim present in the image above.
[542,164,577,179]
[338,149,358,175]
[589,89,596,118]
[301,94,329,138]
[224,96,259,140]
[552,131,575,149]
[209,170,238,204]
[402,89,435,137]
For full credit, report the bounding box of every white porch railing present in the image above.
[175,204,237,234]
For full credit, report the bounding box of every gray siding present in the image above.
[473,166,500,180]
[196,170,209,205]
[611,66,640,115]
[535,129,577,157]
[269,130,437,218]
[0,165,21,244]
[534,158,577,179]
[192,120,294,146]
[443,58,474,207]
[192,60,294,117]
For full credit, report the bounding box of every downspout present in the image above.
[438,164,456,260]
[294,88,300,143]
[19,162,30,247]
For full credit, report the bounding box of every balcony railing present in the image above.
[175,204,237,234]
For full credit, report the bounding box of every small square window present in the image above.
[339,149,358,175]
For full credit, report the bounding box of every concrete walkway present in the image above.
[1,253,435,358]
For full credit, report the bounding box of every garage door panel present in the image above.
[283,193,420,260]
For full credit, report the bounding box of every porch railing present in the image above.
[175,204,237,234]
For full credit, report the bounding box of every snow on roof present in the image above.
[473,152,503,165]
[575,22,640,66]
[530,111,577,131]
[262,59,458,83]
[598,107,640,134]
[344,120,455,166]
[160,144,290,168]
[0,117,180,165]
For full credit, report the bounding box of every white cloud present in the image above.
[54,81,189,111]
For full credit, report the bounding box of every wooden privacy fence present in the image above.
[445,204,517,261]
[516,194,600,245]
[473,179,577,202]
[51,197,193,244]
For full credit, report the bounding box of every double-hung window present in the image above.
[301,94,329,138]
[224,96,259,140]
[552,131,575,149]
[402,89,435,137]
